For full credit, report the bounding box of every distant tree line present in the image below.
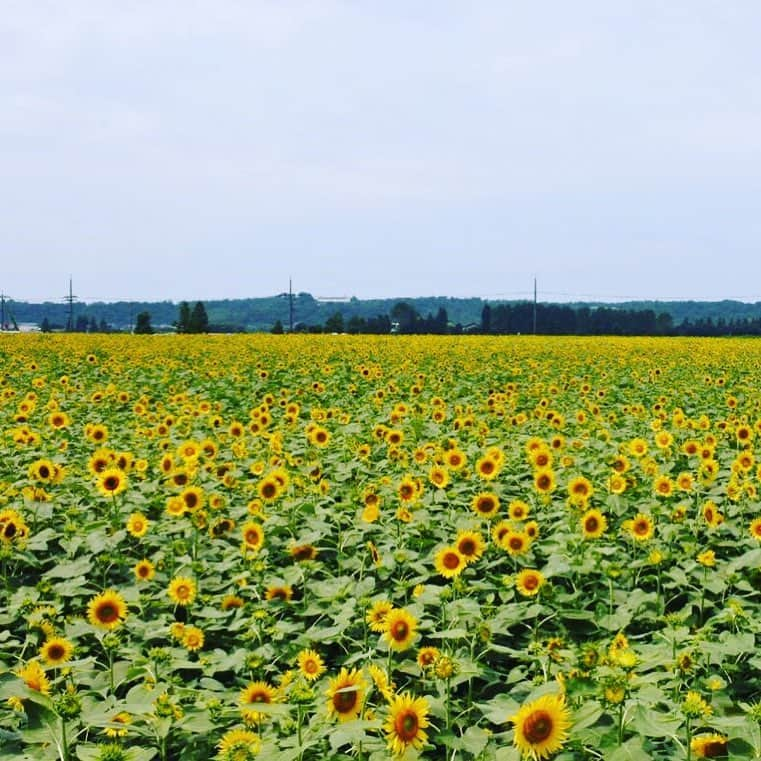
[20,293,761,336]
[274,301,761,337]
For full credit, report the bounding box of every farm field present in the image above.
[3,334,761,760]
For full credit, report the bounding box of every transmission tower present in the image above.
[64,278,78,331]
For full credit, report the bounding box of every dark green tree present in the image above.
[324,312,344,333]
[40,317,51,333]
[189,302,209,333]
[134,311,154,334]
[177,301,191,333]
[271,319,284,334]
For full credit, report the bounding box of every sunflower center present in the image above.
[396,710,419,740]
[47,644,65,660]
[477,499,494,513]
[585,517,599,532]
[459,539,476,556]
[98,603,119,622]
[333,690,357,713]
[443,552,460,570]
[391,621,409,641]
[104,476,119,491]
[523,575,539,591]
[523,710,553,742]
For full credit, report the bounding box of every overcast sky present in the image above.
[2,1,761,304]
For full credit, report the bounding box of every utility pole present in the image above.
[0,293,5,331]
[64,277,77,331]
[289,277,294,333]
[532,277,537,335]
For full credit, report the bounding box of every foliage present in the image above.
[2,335,761,759]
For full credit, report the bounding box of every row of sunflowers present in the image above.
[3,334,761,759]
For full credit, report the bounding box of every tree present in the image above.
[481,304,492,334]
[324,312,344,333]
[189,302,209,333]
[134,311,154,334]
[177,301,191,333]
[271,320,284,334]
[40,317,51,333]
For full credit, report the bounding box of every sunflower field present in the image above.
[3,334,761,760]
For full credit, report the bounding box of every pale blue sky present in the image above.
[2,1,761,303]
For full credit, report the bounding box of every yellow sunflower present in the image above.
[383,608,418,652]
[690,733,728,758]
[126,512,149,538]
[366,600,393,633]
[434,546,466,579]
[384,692,431,756]
[87,589,128,630]
[15,660,51,695]
[510,692,571,760]
[239,680,278,725]
[241,521,264,552]
[97,467,127,497]
[626,513,654,542]
[580,509,607,540]
[39,636,74,667]
[216,728,260,761]
[455,530,486,563]
[515,569,546,597]
[167,576,197,606]
[326,667,366,722]
[297,649,326,681]
[472,491,500,519]
[133,559,156,582]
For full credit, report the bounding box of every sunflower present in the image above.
[443,448,466,471]
[628,438,648,458]
[702,501,724,528]
[126,512,149,538]
[239,680,278,725]
[181,626,205,652]
[290,543,317,562]
[241,522,264,552]
[508,500,530,521]
[167,576,197,606]
[257,476,281,502]
[653,475,674,498]
[398,475,420,503]
[384,692,430,756]
[476,456,500,480]
[515,569,545,597]
[383,608,418,652]
[39,636,74,667]
[297,649,326,681]
[265,585,293,602]
[434,546,466,579]
[455,530,485,563]
[366,600,393,632]
[567,476,593,505]
[98,467,127,497]
[472,491,500,519]
[626,513,654,542]
[533,469,556,495]
[690,733,728,758]
[309,426,331,447]
[417,646,440,669]
[428,464,450,489]
[503,531,531,557]
[216,728,260,761]
[15,660,51,695]
[749,518,761,541]
[326,668,366,722]
[510,692,571,760]
[580,509,607,540]
[133,559,156,582]
[87,589,128,630]
[0,509,29,544]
